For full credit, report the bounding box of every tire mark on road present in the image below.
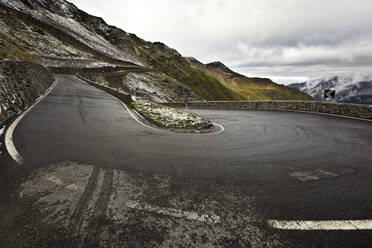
[94,169,114,216]
[84,168,114,247]
[70,166,100,235]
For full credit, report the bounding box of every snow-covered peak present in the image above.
[289,71,372,104]
[305,72,372,93]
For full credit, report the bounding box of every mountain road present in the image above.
[0,74,372,247]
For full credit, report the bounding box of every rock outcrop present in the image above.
[0,61,54,125]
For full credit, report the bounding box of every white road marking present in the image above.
[5,80,58,164]
[47,176,63,186]
[126,200,221,224]
[212,123,224,134]
[289,169,338,182]
[46,175,83,191]
[268,219,372,230]
[122,101,161,131]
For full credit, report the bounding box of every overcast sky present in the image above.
[71,0,372,84]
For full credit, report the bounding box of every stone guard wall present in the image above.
[162,101,372,120]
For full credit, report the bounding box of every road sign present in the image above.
[324,89,336,99]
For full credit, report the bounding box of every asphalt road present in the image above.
[0,74,372,247]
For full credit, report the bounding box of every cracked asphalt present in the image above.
[0,75,372,247]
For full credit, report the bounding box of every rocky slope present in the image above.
[186,57,313,101]
[289,73,372,104]
[0,61,54,126]
[80,70,202,103]
[0,0,312,102]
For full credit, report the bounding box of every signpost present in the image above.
[324,89,336,101]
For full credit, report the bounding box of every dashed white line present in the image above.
[5,80,58,165]
[268,219,372,230]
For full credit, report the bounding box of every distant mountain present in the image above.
[0,0,313,102]
[288,73,372,105]
[186,57,314,101]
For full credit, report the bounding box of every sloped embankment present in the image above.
[0,61,54,125]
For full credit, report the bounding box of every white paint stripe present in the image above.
[126,200,220,224]
[5,80,58,164]
[121,101,161,131]
[46,175,83,191]
[212,123,224,134]
[268,219,372,230]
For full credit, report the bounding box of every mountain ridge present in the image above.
[289,73,372,105]
[186,57,314,101]
[0,0,313,102]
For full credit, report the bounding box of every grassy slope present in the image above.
[188,60,314,101]
[108,34,245,101]
[0,14,38,62]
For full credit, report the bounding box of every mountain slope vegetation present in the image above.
[186,57,314,101]
[0,0,312,102]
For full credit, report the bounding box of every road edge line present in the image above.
[5,79,58,165]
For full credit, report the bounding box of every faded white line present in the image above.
[5,80,58,164]
[126,200,220,224]
[46,175,83,191]
[212,123,224,134]
[289,169,339,182]
[268,219,372,230]
[122,101,162,131]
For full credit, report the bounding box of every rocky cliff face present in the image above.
[80,71,202,103]
[0,61,54,125]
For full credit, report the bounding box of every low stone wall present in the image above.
[49,66,145,74]
[162,101,372,120]
[0,61,55,125]
[75,74,132,104]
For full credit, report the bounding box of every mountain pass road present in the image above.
[0,74,372,247]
